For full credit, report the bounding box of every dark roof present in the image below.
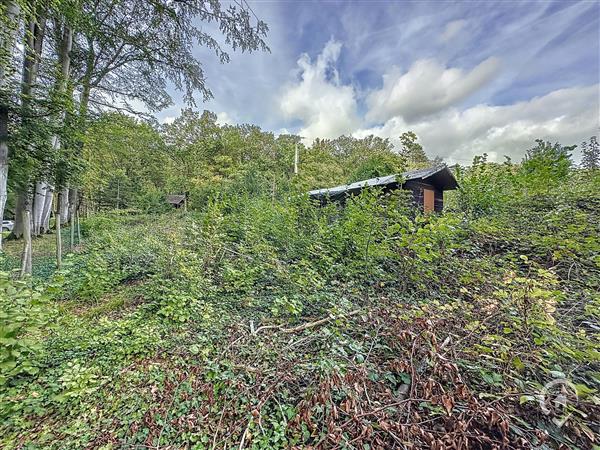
[402,166,459,190]
[166,194,186,204]
[308,166,458,201]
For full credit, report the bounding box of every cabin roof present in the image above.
[308,165,458,201]
[166,194,186,204]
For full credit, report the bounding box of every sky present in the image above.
[158,0,600,165]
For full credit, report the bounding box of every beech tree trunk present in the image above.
[11,191,26,238]
[32,181,47,235]
[40,184,53,233]
[0,0,21,250]
[59,187,69,224]
[52,22,73,233]
[12,7,46,243]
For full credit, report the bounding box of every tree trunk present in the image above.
[55,190,62,268]
[40,184,53,233]
[10,191,26,238]
[0,0,21,250]
[76,209,81,244]
[32,181,47,235]
[58,186,69,224]
[19,196,32,277]
[12,7,46,241]
[51,23,73,228]
[16,7,46,276]
[69,188,77,250]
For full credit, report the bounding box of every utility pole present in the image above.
[294,137,306,176]
[294,142,299,175]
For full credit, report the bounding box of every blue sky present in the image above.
[158,0,600,164]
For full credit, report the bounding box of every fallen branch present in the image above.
[253,309,361,335]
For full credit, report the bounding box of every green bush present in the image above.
[0,273,57,386]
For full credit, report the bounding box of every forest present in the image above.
[1,1,600,449]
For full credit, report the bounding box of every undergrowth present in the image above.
[1,171,599,449]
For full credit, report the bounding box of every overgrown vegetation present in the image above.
[1,142,598,449]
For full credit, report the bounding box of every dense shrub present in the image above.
[0,273,57,386]
[1,157,599,449]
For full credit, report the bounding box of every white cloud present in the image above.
[440,19,467,42]
[280,39,360,143]
[366,57,501,123]
[355,85,599,164]
[162,116,176,124]
[279,41,597,164]
[216,111,234,125]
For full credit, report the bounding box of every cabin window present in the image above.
[423,188,435,213]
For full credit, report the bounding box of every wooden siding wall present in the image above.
[402,180,444,212]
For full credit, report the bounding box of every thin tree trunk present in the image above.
[59,186,69,224]
[40,184,53,233]
[51,21,73,231]
[19,197,32,277]
[69,188,77,250]
[76,208,81,244]
[32,181,47,235]
[70,211,74,249]
[0,0,21,250]
[55,190,62,268]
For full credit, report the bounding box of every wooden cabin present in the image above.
[308,166,458,212]
[166,194,186,209]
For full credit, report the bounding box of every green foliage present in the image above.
[82,113,422,212]
[449,154,515,217]
[2,137,600,449]
[581,135,599,171]
[0,272,57,385]
[520,139,574,189]
[399,131,433,169]
[347,151,405,183]
[83,113,169,211]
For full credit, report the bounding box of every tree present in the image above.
[15,1,48,274]
[521,139,574,190]
[0,0,22,250]
[581,136,599,171]
[72,0,269,119]
[399,131,431,170]
[82,112,167,211]
[162,109,225,204]
[57,0,270,228]
[450,154,516,217]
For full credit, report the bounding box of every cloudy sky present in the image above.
[159,0,600,164]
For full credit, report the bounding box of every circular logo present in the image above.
[538,378,579,427]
